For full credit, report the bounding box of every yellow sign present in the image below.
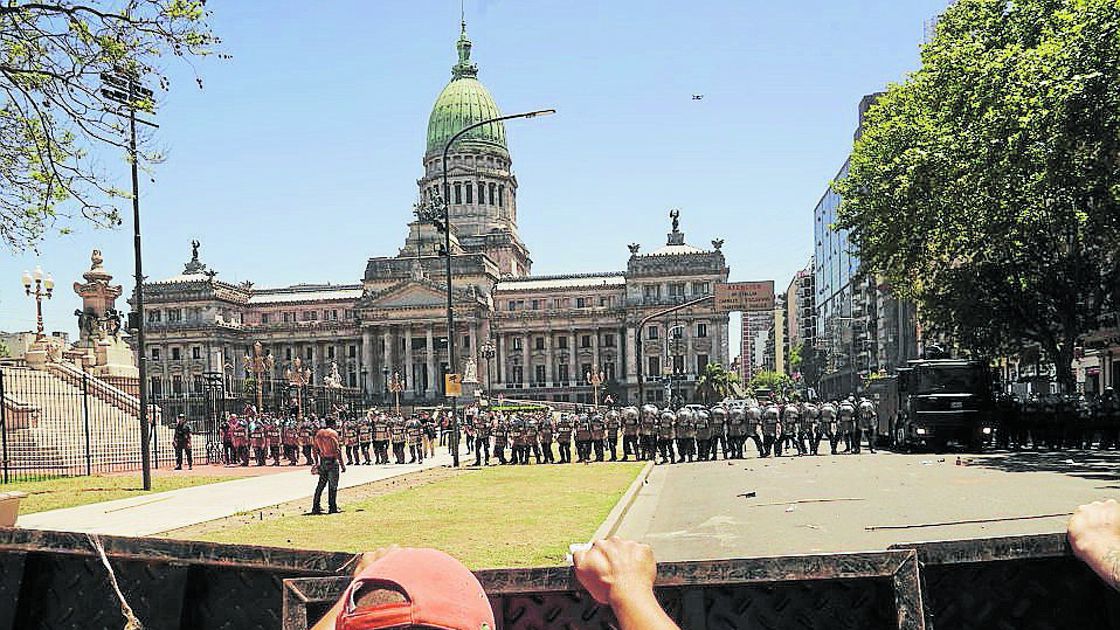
[715,281,775,312]
[445,373,463,397]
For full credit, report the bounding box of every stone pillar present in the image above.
[495,333,505,387]
[625,326,637,382]
[592,327,601,371]
[426,325,435,398]
[521,332,529,385]
[545,330,554,386]
[362,329,375,394]
[382,328,392,392]
[313,342,324,385]
[568,331,577,386]
[404,326,414,396]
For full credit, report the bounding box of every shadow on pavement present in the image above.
[968,450,1120,482]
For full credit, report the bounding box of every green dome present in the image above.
[425,24,508,158]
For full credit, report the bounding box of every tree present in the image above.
[747,370,793,396]
[694,362,743,404]
[0,339,9,358]
[836,0,1120,392]
[1,1,222,251]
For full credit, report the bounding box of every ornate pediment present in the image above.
[358,278,483,310]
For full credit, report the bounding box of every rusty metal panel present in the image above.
[0,551,26,630]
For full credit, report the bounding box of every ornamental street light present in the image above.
[586,366,605,409]
[21,267,54,341]
[480,341,496,397]
[389,371,405,415]
[437,108,555,467]
[244,341,274,415]
[286,357,312,418]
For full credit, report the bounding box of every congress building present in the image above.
[140,23,730,407]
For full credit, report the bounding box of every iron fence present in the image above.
[0,366,363,483]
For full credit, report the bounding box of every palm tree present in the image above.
[695,363,743,404]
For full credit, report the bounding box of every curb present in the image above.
[592,461,655,541]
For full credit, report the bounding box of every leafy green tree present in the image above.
[695,362,743,403]
[0,339,9,358]
[836,0,1120,391]
[747,370,793,396]
[0,1,222,251]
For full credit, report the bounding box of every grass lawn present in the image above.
[9,474,233,514]
[193,463,645,568]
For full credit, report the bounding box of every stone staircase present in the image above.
[0,366,176,474]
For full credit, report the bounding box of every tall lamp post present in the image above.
[389,371,405,415]
[435,108,555,468]
[21,267,54,341]
[286,358,311,418]
[244,342,274,414]
[100,67,157,491]
[480,341,496,398]
[586,366,605,409]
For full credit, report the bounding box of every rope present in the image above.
[86,533,144,630]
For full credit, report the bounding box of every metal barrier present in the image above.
[0,527,1112,629]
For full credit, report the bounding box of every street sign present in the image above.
[715,281,775,312]
[444,373,462,397]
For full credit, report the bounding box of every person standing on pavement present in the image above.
[472,411,491,466]
[539,413,556,464]
[406,414,424,464]
[621,406,640,461]
[838,397,857,453]
[857,397,878,453]
[173,414,192,470]
[311,416,346,515]
[556,413,574,464]
[590,412,607,462]
[605,409,622,462]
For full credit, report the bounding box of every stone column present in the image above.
[362,329,375,394]
[521,332,529,385]
[381,328,392,392]
[494,333,505,387]
[426,325,435,398]
[545,330,554,386]
[313,342,324,385]
[404,326,414,396]
[592,326,601,371]
[568,330,577,385]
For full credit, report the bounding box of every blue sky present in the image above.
[0,0,949,357]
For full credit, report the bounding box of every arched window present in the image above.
[489,183,497,206]
[498,185,505,208]
[478,181,486,205]
[465,183,473,203]
[454,183,462,204]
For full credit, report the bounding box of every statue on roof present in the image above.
[670,208,680,233]
[183,239,212,276]
[628,243,641,255]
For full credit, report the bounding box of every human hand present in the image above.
[349,545,400,577]
[572,537,657,606]
[1069,499,1120,591]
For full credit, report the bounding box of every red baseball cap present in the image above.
[335,548,494,630]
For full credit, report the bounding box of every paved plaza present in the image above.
[614,450,1120,562]
[18,452,452,536]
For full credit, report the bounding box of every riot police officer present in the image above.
[838,398,857,453]
[372,413,390,465]
[746,402,764,457]
[406,415,424,463]
[525,415,542,464]
[656,409,677,464]
[621,406,640,461]
[509,415,527,464]
[727,407,746,459]
[677,407,696,463]
[710,406,728,460]
[801,400,821,455]
[357,414,373,465]
[492,414,509,464]
[820,400,838,454]
[692,408,710,462]
[857,397,877,453]
[639,405,658,461]
[605,409,622,461]
[575,413,594,463]
[556,413,574,464]
[761,402,780,457]
[539,414,556,463]
[590,413,607,462]
[473,412,491,466]
[389,415,407,464]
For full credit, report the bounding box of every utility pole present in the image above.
[101,68,157,490]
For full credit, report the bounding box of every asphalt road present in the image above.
[613,449,1120,562]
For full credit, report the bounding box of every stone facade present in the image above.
[137,26,730,406]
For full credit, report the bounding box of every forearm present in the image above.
[309,596,344,630]
[609,587,679,630]
[1082,543,1120,592]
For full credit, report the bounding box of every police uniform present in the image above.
[745,404,764,457]
[555,414,574,464]
[694,409,711,462]
[656,409,676,464]
[761,403,780,457]
[621,407,640,461]
[389,416,407,464]
[509,416,527,464]
[800,402,821,455]
[639,405,658,461]
[473,413,491,466]
[344,419,360,466]
[299,418,315,465]
[266,418,282,466]
[605,410,622,461]
[819,401,839,454]
[233,416,251,466]
[676,408,696,463]
[492,415,509,464]
[856,398,877,453]
[837,399,857,453]
[282,419,300,465]
[780,403,800,456]
[709,407,728,460]
[727,407,747,459]
[539,415,556,464]
[372,414,390,464]
[406,416,424,463]
[590,414,607,462]
[525,416,542,464]
[574,414,593,463]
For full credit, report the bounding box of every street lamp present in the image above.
[285,357,312,418]
[389,371,405,415]
[586,366,605,409]
[438,108,555,468]
[480,341,496,397]
[244,342,274,414]
[21,266,54,341]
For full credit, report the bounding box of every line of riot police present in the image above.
[456,395,883,466]
[992,389,1120,451]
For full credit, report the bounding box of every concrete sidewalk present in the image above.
[19,452,454,536]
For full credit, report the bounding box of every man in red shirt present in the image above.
[311,416,346,515]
